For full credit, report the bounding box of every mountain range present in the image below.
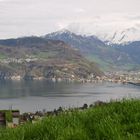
[45,29,140,71]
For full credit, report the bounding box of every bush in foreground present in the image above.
[1,99,140,140]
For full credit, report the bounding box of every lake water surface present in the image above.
[0,81,140,113]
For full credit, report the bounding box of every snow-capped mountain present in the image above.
[98,27,140,44]
[44,29,106,53]
[65,23,140,44]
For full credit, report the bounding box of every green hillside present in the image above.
[0,37,103,80]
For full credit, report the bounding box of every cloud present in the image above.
[0,0,140,38]
[127,15,140,21]
[75,8,86,13]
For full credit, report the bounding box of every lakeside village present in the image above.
[0,70,140,84]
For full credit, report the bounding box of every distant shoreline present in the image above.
[127,82,140,86]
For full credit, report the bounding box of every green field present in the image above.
[1,99,140,140]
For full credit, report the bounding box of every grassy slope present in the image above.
[1,99,140,140]
[86,55,112,71]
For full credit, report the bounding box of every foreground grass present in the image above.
[1,99,140,140]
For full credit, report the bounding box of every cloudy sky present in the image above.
[0,0,140,39]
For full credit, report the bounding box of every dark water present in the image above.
[0,80,140,113]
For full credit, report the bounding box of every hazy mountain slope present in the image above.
[115,41,140,64]
[0,36,103,80]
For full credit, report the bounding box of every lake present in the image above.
[0,80,140,113]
